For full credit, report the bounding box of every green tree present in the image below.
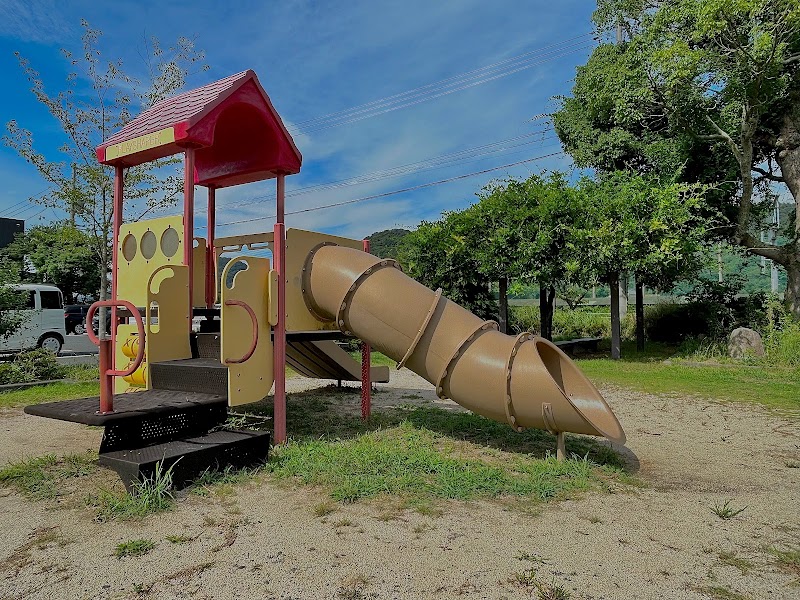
[554,0,800,316]
[576,172,711,356]
[367,228,411,259]
[1,223,100,302]
[398,212,495,320]
[3,20,208,320]
[516,173,593,340]
[0,266,28,340]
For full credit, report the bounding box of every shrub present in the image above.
[0,363,29,385]
[763,300,800,367]
[14,348,67,381]
[0,349,68,386]
[511,306,618,340]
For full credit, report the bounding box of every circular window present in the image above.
[160,227,180,258]
[121,234,137,262]
[140,230,157,260]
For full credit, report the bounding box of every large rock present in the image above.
[728,327,765,359]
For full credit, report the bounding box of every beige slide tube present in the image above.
[303,245,625,444]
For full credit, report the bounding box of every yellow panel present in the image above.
[106,127,175,160]
[147,265,192,372]
[221,257,273,407]
[117,216,185,308]
[114,324,140,394]
[193,237,208,308]
[268,270,279,326]
[284,228,362,332]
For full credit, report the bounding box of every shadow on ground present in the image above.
[238,384,639,473]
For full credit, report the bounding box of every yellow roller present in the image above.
[121,335,147,387]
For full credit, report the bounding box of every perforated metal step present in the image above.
[150,358,228,396]
[195,333,221,359]
[99,429,270,490]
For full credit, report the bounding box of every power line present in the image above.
[293,34,590,129]
[291,38,595,134]
[204,129,555,213]
[217,149,564,227]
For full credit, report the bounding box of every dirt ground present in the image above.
[0,369,798,600]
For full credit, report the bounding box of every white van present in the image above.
[0,284,66,354]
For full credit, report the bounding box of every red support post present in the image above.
[98,339,114,414]
[206,185,216,308]
[184,149,195,308]
[361,238,372,420]
[110,166,124,369]
[273,174,287,444]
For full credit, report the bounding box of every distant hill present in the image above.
[366,228,411,259]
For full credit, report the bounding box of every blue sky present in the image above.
[0,0,597,240]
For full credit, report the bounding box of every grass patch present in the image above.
[0,451,97,500]
[237,388,629,508]
[88,460,175,521]
[578,357,800,410]
[767,544,800,579]
[0,381,99,409]
[691,585,751,600]
[718,551,753,575]
[268,421,618,505]
[115,538,156,558]
[189,465,261,497]
[165,534,194,544]
[710,499,747,520]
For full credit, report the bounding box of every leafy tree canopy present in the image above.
[1,222,100,302]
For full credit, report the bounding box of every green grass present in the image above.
[262,394,627,506]
[88,460,175,521]
[577,357,800,410]
[767,544,800,580]
[0,381,99,409]
[0,451,97,500]
[115,538,156,558]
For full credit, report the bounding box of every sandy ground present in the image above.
[0,369,798,600]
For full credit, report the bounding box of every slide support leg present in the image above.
[360,238,372,420]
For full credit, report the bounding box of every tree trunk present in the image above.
[498,277,508,334]
[609,272,621,359]
[538,283,555,340]
[635,278,645,352]
[774,100,800,317]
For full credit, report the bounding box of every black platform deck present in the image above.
[24,390,226,426]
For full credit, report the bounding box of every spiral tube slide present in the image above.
[302,245,625,444]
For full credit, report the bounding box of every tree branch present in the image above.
[752,166,785,182]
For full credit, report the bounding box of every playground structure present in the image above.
[25,70,625,488]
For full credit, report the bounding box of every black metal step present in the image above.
[99,429,270,491]
[195,333,221,359]
[150,358,227,396]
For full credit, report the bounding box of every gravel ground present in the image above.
[0,368,798,600]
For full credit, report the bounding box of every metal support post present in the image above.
[361,238,372,420]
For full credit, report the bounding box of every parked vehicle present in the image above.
[0,284,67,354]
[64,304,90,335]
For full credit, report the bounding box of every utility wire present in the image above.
[201,129,555,214]
[291,34,593,133]
[217,149,564,227]
[291,40,594,134]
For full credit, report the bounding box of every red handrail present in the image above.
[87,300,146,377]
[86,300,145,414]
[223,299,259,364]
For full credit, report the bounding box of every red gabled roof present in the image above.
[96,70,302,188]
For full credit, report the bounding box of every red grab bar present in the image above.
[86,300,145,414]
[223,299,259,364]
